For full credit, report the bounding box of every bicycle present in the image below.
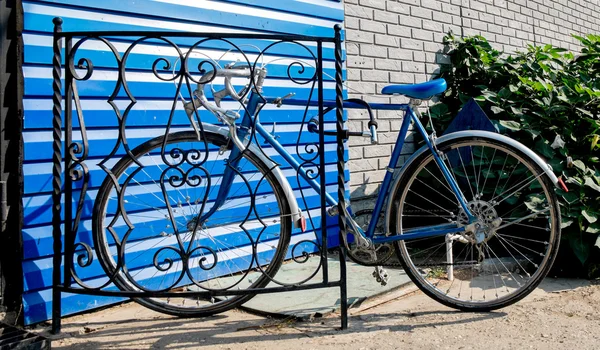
[91,52,564,318]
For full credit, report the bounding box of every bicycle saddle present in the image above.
[381,78,447,99]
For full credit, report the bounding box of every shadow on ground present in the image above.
[49,304,506,349]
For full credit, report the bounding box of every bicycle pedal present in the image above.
[372,266,390,286]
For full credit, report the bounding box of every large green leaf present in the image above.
[524,193,547,212]
[498,88,512,99]
[573,160,586,172]
[560,191,580,204]
[429,103,449,117]
[561,218,574,229]
[569,237,591,265]
[576,107,593,117]
[534,140,554,158]
[509,106,524,116]
[587,223,600,234]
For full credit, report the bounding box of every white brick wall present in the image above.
[344,0,600,203]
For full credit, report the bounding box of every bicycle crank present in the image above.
[339,208,395,267]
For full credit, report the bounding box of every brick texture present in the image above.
[344,0,600,203]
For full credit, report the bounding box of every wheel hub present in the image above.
[457,200,502,243]
[187,215,204,231]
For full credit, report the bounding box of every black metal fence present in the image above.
[51,18,348,333]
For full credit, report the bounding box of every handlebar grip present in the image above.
[370,125,378,144]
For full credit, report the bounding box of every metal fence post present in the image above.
[333,24,348,331]
[51,16,63,335]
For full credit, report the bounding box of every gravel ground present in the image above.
[47,278,599,350]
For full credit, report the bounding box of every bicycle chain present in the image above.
[357,259,479,268]
[344,249,480,268]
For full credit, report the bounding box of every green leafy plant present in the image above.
[431,33,600,277]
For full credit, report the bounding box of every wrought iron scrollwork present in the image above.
[51,18,348,333]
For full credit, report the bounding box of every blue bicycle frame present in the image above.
[202,90,474,244]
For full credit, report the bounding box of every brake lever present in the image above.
[184,98,202,140]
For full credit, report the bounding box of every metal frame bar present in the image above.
[51,17,63,335]
[333,24,348,330]
[54,31,338,42]
[275,98,475,242]
[408,109,473,216]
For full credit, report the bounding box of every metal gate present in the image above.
[50,18,350,332]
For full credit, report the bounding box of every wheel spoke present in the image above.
[480,148,496,195]
[457,147,476,201]
[496,208,550,231]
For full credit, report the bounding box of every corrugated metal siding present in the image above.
[21,0,346,325]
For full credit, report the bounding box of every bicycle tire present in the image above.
[389,135,560,311]
[92,131,292,317]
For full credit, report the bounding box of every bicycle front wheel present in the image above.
[390,136,560,311]
[92,131,292,317]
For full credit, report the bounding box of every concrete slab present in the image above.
[209,255,413,320]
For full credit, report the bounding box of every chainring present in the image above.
[345,209,395,266]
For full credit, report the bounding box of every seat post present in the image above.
[408,98,423,109]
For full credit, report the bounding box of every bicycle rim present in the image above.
[392,137,560,310]
[93,131,292,316]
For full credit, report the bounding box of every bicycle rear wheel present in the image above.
[390,136,560,311]
[92,131,292,317]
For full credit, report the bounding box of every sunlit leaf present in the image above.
[561,219,573,229]
[499,120,521,130]
[582,209,598,224]
[550,134,565,149]
[585,177,600,193]
[490,106,504,114]
[572,160,586,172]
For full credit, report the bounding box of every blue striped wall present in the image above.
[22,0,347,325]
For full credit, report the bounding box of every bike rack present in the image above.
[50,18,350,333]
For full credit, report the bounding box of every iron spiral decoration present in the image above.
[52,22,342,311]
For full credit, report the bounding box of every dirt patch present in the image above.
[49,279,600,349]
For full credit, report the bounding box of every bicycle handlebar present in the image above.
[185,66,379,145]
[185,65,263,123]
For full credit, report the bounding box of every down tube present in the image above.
[255,123,337,206]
